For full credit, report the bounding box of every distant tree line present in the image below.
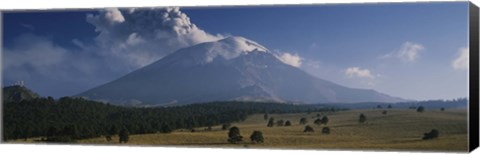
[320,98,468,110]
[3,97,334,142]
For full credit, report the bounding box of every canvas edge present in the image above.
[469,1,479,152]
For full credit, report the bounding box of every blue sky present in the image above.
[2,2,469,100]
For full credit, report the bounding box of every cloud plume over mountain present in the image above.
[85,7,225,69]
[4,8,226,97]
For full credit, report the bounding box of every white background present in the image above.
[0,0,479,154]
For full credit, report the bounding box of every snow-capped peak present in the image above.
[202,36,268,63]
[165,35,289,67]
[218,36,268,52]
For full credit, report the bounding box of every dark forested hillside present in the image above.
[2,97,333,142]
[2,85,40,103]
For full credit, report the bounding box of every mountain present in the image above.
[78,36,405,106]
[3,85,40,102]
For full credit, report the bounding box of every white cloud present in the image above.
[85,7,224,70]
[452,47,468,71]
[104,8,125,23]
[126,33,145,46]
[272,50,302,67]
[280,53,302,67]
[72,38,86,49]
[4,34,67,71]
[381,41,425,62]
[345,67,375,79]
[398,42,424,61]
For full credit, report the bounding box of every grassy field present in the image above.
[76,109,468,152]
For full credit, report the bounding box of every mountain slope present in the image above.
[78,36,405,105]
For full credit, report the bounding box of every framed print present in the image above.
[1,1,479,153]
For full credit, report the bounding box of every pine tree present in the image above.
[119,127,129,143]
[300,117,308,125]
[109,125,118,136]
[161,123,172,133]
[250,131,264,143]
[267,117,275,127]
[285,120,292,126]
[417,106,425,112]
[228,126,243,144]
[359,114,367,124]
[422,129,439,140]
[320,116,329,125]
[304,125,314,133]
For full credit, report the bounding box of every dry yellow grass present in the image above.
[77,109,467,152]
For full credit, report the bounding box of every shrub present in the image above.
[300,117,308,125]
[267,117,275,127]
[284,120,292,126]
[417,106,425,112]
[322,127,330,134]
[249,131,264,143]
[320,116,329,125]
[304,125,314,133]
[359,114,367,124]
[422,129,439,140]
